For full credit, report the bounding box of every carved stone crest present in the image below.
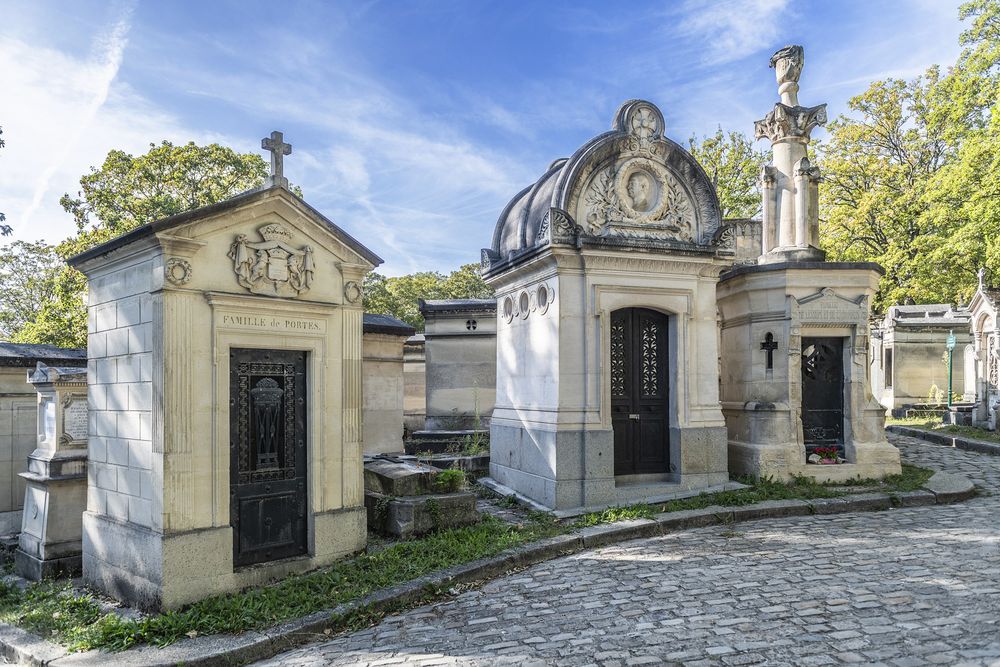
[344,281,363,304]
[228,223,314,297]
[165,258,192,286]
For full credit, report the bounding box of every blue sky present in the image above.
[1,0,965,275]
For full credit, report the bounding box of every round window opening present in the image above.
[536,285,549,311]
[519,291,530,318]
[502,296,515,321]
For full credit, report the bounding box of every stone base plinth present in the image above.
[14,549,80,580]
[365,491,478,537]
[490,422,729,512]
[83,507,366,611]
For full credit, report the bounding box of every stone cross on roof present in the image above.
[262,130,292,188]
[979,266,987,291]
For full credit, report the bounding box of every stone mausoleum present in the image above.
[483,45,900,510]
[69,133,382,610]
[482,100,734,511]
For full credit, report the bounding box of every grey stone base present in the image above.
[14,549,80,581]
[490,422,730,512]
[365,491,479,537]
[84,506,367,611]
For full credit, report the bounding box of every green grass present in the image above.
[0,515,564,653]
[887,416,1000,445]
[0,462,939,653]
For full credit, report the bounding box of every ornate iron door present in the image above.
[611,308,670,475]
[801,337,844,453]
[230,349,307,567]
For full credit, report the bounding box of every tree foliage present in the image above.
[4,142,270,346]
[0,126,9,237]
[0,241,61,340]
[688,127,769,219]
[363,263,493,330]
[817,0,1000,311]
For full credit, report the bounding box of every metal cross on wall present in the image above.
[262,130,293,186]
[761,332,778,370]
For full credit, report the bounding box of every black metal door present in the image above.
[801,337,844,453]
[611,308,670,475]
[230,349,307,567]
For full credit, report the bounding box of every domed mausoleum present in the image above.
[481,100,737,511]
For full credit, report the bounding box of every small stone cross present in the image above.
[262,130,292,186]
[761,332,778,370]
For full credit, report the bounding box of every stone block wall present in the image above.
[85,260,156,531]
[361,315,415,454]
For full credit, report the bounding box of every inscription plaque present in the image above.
[63,400,89,441]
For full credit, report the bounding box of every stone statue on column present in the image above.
[754,45,828,262]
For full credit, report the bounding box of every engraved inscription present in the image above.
[63,400,89,441]
[219,312,325,333]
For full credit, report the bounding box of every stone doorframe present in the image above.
[594,286,690,482]
[204,292,354,570]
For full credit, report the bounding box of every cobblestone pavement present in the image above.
[257,435,1000,667]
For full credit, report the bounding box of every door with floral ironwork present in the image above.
[229,349,307,567]
[611,308,670,475]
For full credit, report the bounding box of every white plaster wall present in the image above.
[423,311,496,429]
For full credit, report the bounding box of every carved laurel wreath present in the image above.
[165,258,193,286]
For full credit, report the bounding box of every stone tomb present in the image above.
[68,137,382,610]
[15,364,88,579]
[869,304,972,412]
[0,344,86,536]
[481,100,733,511]
[967,273,1000,429]
[361,314,416,454]
[418,299,497,431]
[718,46,900,481]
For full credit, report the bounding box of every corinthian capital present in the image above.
[754,103,828,143]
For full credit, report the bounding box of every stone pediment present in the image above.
[792,287,868,325]
[69,186,382,304]
[483,99,724,276]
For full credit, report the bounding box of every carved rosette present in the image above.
[228,223,315,298]
[754,103,828,143]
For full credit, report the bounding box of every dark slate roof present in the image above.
[0,343,86,368]
[67,184,382,268]
[418,299,497,314]
[363,313,416,337]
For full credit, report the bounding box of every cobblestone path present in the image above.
[257,435,1000,666]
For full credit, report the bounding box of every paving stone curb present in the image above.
[887,424,1000,456]
[0,482,973,667]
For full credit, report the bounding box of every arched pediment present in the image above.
[483,100,724,275]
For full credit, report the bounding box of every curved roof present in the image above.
[482,100,724,276]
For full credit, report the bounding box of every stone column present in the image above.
[760,165,777,254]
[15,364,88,580]
[754,45,828,263]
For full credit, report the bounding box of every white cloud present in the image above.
[679,0,791,65]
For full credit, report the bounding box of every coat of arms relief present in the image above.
[576,104,698,243]
[228,223,315,297]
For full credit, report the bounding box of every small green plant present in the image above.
[433,469,466,493]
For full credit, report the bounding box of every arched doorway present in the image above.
[610,308,670,475]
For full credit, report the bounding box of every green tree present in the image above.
[11,141,270,346]
[688,127,769,219]
[0,241,61,340]
[817,0,1000,311]
[363,263,493,330]
[1,126,9,237]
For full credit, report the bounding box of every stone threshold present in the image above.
[887,424,1000,457]
[0,472,974,667]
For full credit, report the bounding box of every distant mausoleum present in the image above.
[869,304,973,413]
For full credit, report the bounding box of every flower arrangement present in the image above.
[812,446,841,464]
